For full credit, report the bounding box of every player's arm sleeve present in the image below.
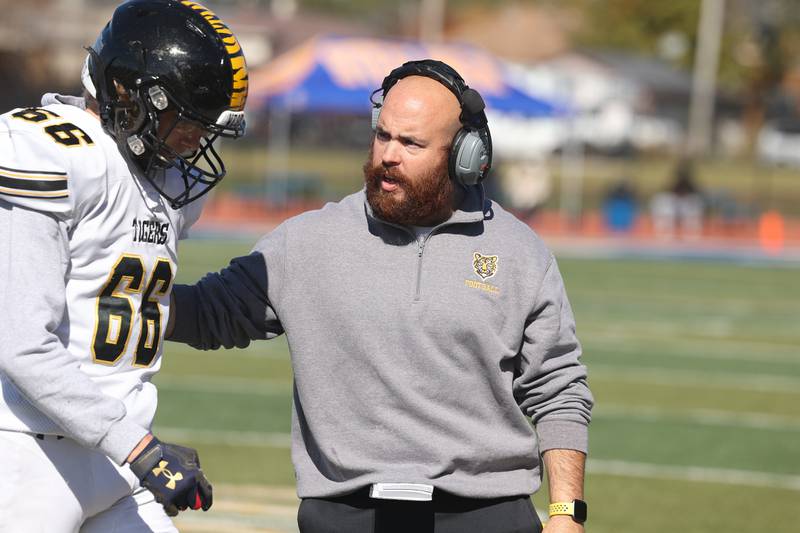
[513,254,594,454]
[169,226,286,349]
[0,202,148,464]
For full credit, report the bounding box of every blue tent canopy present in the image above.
[249,35,563,117]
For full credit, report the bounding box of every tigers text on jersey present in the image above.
[0,97,204,460]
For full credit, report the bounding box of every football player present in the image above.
[0,1,248,531]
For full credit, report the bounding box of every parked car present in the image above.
[757,119,800,168]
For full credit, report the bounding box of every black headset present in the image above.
[370,59,493,187]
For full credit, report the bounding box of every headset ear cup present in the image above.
[448,129,465,184]
[449,129,488,186]
[371,105,381,131]
[371,93,383,131]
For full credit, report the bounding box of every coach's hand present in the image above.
[128,435,213,516]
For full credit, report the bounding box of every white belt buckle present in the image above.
[369,482,434,502]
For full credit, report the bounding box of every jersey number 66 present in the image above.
[92,255,173,367]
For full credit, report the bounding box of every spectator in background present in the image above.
[602,178,638,233]
[650,158,704,239]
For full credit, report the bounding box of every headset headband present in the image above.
[375,59,488,128]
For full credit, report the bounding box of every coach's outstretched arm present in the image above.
[167,250,282,349]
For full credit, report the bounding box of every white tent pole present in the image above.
[559,78,584,226]
[687,0,726,155]
[420,0,446,42]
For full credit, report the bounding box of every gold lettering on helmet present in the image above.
[223,36,241,56]
[180,0,249,111]
[229,56,248,110]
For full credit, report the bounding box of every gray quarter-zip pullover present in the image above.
[171,186,593,498]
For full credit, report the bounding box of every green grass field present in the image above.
[157,239,800,532]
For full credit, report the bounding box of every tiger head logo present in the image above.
[473,253,498,280]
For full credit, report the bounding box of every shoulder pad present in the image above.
[0,107,82,216]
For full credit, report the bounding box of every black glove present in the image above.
[129,437,213,516]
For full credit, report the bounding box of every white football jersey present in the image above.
[0,98,205,435]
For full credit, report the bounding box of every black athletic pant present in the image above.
[297,488,542,533]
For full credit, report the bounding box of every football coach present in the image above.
[167,59,593,533]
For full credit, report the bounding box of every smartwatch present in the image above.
[548,499,588,524]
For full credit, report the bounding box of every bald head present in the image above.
[379,76,463,147]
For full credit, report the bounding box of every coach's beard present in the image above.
[364,152,455,227]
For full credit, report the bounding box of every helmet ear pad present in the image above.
[449,128,490,187]
[110,82,145,135]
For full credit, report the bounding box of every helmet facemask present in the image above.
[109,78,245,209]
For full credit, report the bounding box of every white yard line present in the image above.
[157,427,292,448]
[173,484,299,533]
[588,459,800,491]
[156,366,800,398]
[589,365,800,394]
[156,375,293,395]
[595,404,800,431]
[582,331,799,364]
[172,518,289,533]
[155,427,800,492]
